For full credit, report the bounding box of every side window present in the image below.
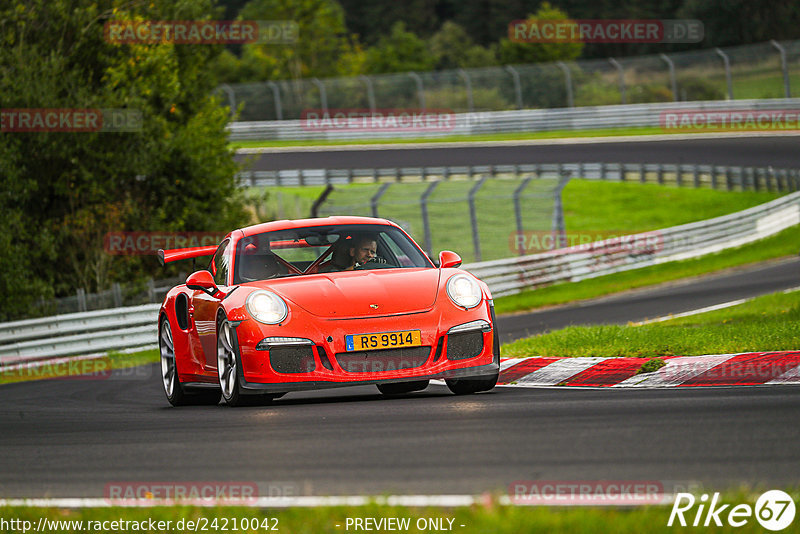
[212,239,232,286]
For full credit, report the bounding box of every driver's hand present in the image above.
[370,256,387,264]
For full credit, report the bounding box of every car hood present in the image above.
[259,268,441,318]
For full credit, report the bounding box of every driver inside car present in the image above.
[321,234,385,272]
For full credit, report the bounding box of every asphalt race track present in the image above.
[237,135,800,171]
[497,257,800,343]
[1,257,799,498]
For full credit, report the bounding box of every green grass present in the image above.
[502,288,800,358]
[231,126,673,149]
[2,495,795,533]
[494,224,799,315]
[0,349,159,385]
[243,180,782,264]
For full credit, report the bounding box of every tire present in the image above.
[159,318,221,406]
[377,380,430,396]
[217,315,277,407]
[445,373,498,395]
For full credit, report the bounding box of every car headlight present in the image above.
[446,274,482,309]
[246,290,288,324]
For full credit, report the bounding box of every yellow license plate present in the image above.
[345,330,422,352]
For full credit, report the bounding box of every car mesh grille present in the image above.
[446,332,483,360]
[269,346,315,374]
[335,347,431,373]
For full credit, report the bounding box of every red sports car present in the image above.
[157,216,499,406]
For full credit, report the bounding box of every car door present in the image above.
[191,238,232,372]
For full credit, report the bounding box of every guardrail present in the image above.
[0,304,159,366]
[2,191,798,366]
[236,161,800,192]
[228,98,800,141]
[469,190,800,297]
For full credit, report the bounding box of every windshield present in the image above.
[233,224,433,284]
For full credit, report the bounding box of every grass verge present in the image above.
[0,349,159,385]
[230,126,667,149]
[502,288,800,358]
[494,224,799,315]
[242,179,782,264]
[1,496,794,533]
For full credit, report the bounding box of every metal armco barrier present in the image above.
[235,161,800,193]
[468,191,800,297]
[0,304,159,366]
[228,98,800,141]
[1,192,798,365]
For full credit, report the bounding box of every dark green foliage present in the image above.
[0,0,247,319]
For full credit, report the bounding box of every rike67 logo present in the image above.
[668,490,796,531]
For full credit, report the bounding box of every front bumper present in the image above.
[232,302,499,393]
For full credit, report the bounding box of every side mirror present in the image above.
[438,250,462,269]
[186,270,220,296]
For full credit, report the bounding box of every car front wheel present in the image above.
[160,318,220,406]
[377,380,430,395]
[217,316,275,407]
[445,373,498,395]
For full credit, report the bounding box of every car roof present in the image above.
[239,216,400,237]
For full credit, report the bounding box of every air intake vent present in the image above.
[446,332,483,360]
[317,346,333,371]
[270,346,315,374]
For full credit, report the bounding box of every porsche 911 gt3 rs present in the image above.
[157,216,499,406]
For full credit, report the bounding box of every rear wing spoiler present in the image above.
[157,245,218,266]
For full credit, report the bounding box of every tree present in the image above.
[236,0,365,81]
[428,21,498,69]
[497,2,583,65]
[364,22,435,74]
[0,0,247,319]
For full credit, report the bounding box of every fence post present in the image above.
[513,177,533,256]
[659,53,678,101]
[715,48,734,100]
[371,183,391,217]
[751,167,759,191]
[359,75,377,113]
[458,68,474,113]
[676,165,684,187]
[77,288,87,312]
[693,165,699,188]
[420,180,441,257]
[218,84,236,117]
[408,72,426,111]
[310,184,334,217]
[552,172,571,249]
[112,283,122,307]
[468,176,488,261]
[266,81,283,120]
[726,167,733,191]
[608,58,626,105]
[505,66,523,109]
[311,78,328,114]
[767,167,775,192]
[147,280,157,304]
[711,166,718,190]
[770,40,791,98]
[556,61,575,108]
